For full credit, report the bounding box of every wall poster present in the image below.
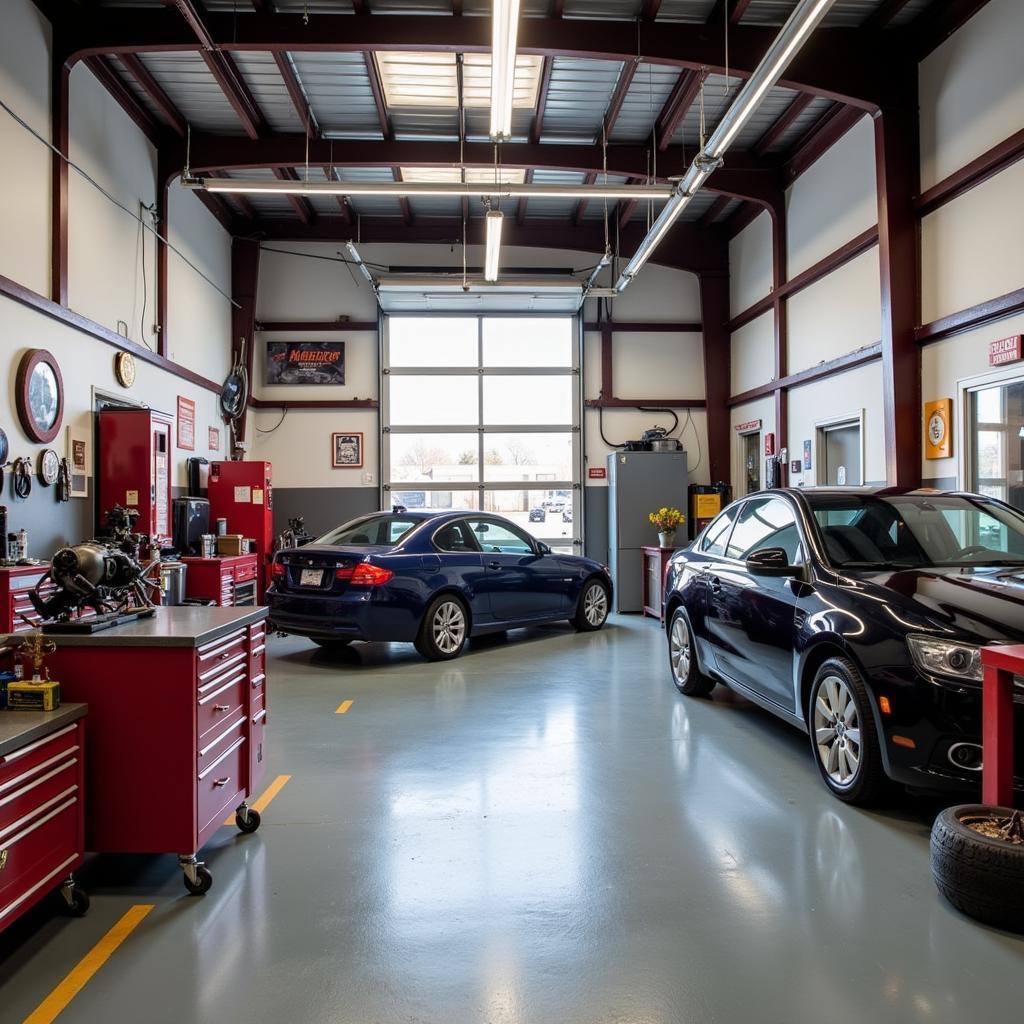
[177,395,196,451]
[266,341,346,385]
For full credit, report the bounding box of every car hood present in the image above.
[853,565,1024,643]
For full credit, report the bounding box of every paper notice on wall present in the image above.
[126,489,139,505]
[234,486,252,503]
[252,488,264,505]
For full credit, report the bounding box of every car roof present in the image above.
[746,487,997,501]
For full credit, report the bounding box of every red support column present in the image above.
[699,272,731,486]
[156,153,176,359]
[51,40,72,306]
[875,75,921,487]
[769,201,788,483]
[231,238,261,447]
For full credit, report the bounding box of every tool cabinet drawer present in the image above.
[197,671,247,746]
[196,714,246,772]
[0,725,80,792]
[234,562,257,583]
[197,733,246,835]
[0,753,79,834]
[196,628,247,682]
[0,794,80,921]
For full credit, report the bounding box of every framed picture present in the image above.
[924,398,953,459]
[266,341,345,386]
[177,395,196,451]
[332,432,363,469]
[208,426,221,452]
[66,424,90,499]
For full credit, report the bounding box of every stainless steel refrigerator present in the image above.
[607,450,689,613]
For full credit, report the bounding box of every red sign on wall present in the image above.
[764,432,776,457]
[588,467,607,479]
[989,335,1023,366]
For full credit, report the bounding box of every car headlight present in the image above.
[908,635,983,683]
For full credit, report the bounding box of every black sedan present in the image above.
[663,488,1024,805]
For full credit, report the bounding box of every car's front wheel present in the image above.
[573,578,609,631]
[808,656,887,805]
[668,607,714,696]
[415,595,469,661]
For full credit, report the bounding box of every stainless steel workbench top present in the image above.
[0,702,87,759]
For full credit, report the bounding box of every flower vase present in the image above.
[658,531,676,548]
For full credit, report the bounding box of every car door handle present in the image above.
[488,561,502,570]
[707,575,722,595]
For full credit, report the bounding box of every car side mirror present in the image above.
[746,547,798,577]
[536,541,552,555]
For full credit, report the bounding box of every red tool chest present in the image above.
[0,566,55,634]
[207,461,274,602]
[44,608,268,893]
[181,555,259,607]
[0,706,89,930]
[98,409,174,544]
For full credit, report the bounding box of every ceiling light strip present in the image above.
[614,0,836,291]
[187,178,674,201]
[490,0,521,139]
[484,210,504,281]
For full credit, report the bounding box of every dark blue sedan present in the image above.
[267,508,613,660]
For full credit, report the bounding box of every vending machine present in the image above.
[98,409,174,547]
[207,461,274,601]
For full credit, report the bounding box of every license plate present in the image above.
[300,568,324,587]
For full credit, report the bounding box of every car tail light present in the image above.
[336,563,393,586]
[271,562,285,580]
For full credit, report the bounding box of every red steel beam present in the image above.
[698,194,731,228]
[83,55,160,145]
[706,0,753,26]
[274,52,318,140]
[63,13,885,111]
[324,168,351,223]
[861,0,914,32]
[604,60,639,139]
[700,272,731,484]
[273,167,315,225]
[728,344,882,406]
[394,168,414,227]
[364,51,391,140]
[642,0,662,20]
[121,52,187,137]
[516,169,533,225]
[656,68,707,152]
[550,0,564,16]
[752,91,813,157]
[572,172,598,226]
[531,56,554,144]
[916,287,1024,345]
[231,238,261,443]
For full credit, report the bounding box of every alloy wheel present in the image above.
[583,583,608,627]
[432,601,466,654]
[670,615,691,683]
[813,674,862,788]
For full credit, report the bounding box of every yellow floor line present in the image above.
[335,699,354,715]
[224,773,292,826]
[23,904,153,1024]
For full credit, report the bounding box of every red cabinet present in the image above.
[0,566,54,634]
[43,608,269,893]
[207,461,274,602]
[0,706,88,930]
[182,555,259,607]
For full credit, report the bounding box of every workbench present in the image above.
[0,704,89,929]
[15,607,269,894]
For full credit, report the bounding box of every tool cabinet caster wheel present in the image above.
[236,807,261,834]
[184,866,213,895]
[63,886,90,917]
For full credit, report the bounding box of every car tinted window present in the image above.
[316,515,420,547]
[726,498,799,560]
[805,494,1024,568]
[434,521,480,553]
[700,508,738,556]
[465,519,534,555]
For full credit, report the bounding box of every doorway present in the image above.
[816,416,863,486]
[740,430,761,495]
[966,373,1024,511]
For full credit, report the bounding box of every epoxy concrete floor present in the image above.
[2,615,1023,1023]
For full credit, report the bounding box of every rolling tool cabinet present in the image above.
[33,607,269,894]
[0,705,89,930]
[0,565,56,634]
[182,555,259,607]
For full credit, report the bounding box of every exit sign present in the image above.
[588,467,606,479]
[989,335,1022,366]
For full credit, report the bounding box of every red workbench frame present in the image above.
[980,643,1023,807]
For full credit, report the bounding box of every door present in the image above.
[152,419,171,539]
[968,375,1024,512]
[429,519,491,624]
[465,517,569,621]
[741,431,761,495]
[819,422,862,486]
[690,506,740,663]
[703,496,800,711]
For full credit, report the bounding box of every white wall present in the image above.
[0,0,51,296]
[253,240,711,491]
[729,210,772,316]
[785,114,876,277]
[730,312,774,395]
[919,0,1024,190]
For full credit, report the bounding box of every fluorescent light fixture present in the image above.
[613,0,835,292]
[188,177,673,201]
[484,210,503,281]
[490,0,521,139]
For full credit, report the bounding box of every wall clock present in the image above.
[15,349,64,444]
[115,351,136,388]
[38,448,60,486]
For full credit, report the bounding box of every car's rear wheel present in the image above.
[573,578,609,631]
[415,595,468,661]
[808,657,887,805]
[668,607,714,696]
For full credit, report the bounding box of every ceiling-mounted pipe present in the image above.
[613,0,836,292]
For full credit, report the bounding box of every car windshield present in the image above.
[805,493,1024,569]
[315,515,421,547]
